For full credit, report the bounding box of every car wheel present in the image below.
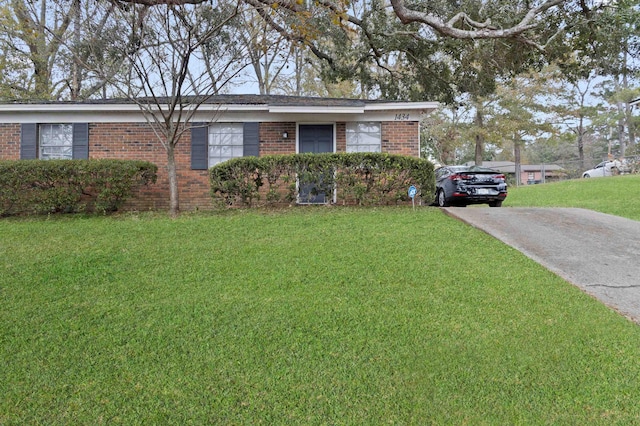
[489,200,503,207]
[583,173,590,178]
[437,189,449,207]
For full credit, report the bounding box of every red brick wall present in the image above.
[382,121,419,156]
[0,124,20,160]
[89,123,210,211]
[259,122,296,155]
[336,123,346,152]
[1,120,421,211]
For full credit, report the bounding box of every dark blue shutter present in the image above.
[243,122,259,157]
[72,123,89,159]
[191,123,208,170]
[20,124,37,159]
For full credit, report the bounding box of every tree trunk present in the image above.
[71,0,81,100]
[627,101,636,148]
[166,145,180,217]
[621,51,635,150]
[295,46,303,96]
[514,139,521,187]
[474,102,484,166]
[617,101,626,157]
[577,116,585,171]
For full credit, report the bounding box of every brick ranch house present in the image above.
[0,95,438,211]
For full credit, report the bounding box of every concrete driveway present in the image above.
[443,207,640,324]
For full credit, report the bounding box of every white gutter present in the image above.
[364,102,440,111]
[0,100,440,124]
[0,101,439,114]
[0,103,271,113]
[268,105,365,114]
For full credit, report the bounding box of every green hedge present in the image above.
[209,152,434,207]
[0,159,157,216]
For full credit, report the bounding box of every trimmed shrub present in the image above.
[209,153,434,207]
[0,159,157,216]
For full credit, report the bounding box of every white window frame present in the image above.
[208,123,244,167]
[346,122,382,153]
[39,124,73,160]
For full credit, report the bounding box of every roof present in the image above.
[0,94,393,105]
[0,94,439,114]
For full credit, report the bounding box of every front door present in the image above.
[298,125,334,204]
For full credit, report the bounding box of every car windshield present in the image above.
[448,165,497,173]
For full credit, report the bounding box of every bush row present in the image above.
[209,152,434,207]
[0,159,157,216]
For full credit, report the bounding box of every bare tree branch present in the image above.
[242,0,335,66]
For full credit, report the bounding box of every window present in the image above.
[346,122,381,153]
[191,122,257,170]
[208,123,244,166]
[21,123,88,160]
[39,124,73,160]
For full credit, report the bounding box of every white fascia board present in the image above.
[268,105,366,114]
[268,102,440,114]
[0,101,438,114]
[0,103,141,114]
[0,103,269,114]
[364,102,440,112]
[0,103,270,123]
[0,101,438,123]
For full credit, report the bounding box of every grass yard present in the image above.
[2,200,640,423]
[505,173,640,221]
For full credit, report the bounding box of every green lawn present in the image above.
[2,198,640,423]
[505,174,640,221]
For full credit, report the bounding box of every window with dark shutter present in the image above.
[20,124,37,160]
[72,123,89,159]
[20,123,90,160]
[191,123,208,170]
[243,122,259,157]
[192,122,260,169]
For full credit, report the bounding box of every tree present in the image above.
[489,71,555,181]
[0,0,129,100]
[421,104,470,165]
[116,0,569,45]
[89,1,247,216]
[547,73,602,170]
[232,8,295,95]
[0,0,78,99]
[60,0,130,100]
[110,0,589,98]
[556,0,640,158]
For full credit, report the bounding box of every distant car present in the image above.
[582,161,618,178]
[434,165,507,207]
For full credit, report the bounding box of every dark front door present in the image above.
[298,125,334,204]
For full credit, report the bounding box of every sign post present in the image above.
[408,185,417,210]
